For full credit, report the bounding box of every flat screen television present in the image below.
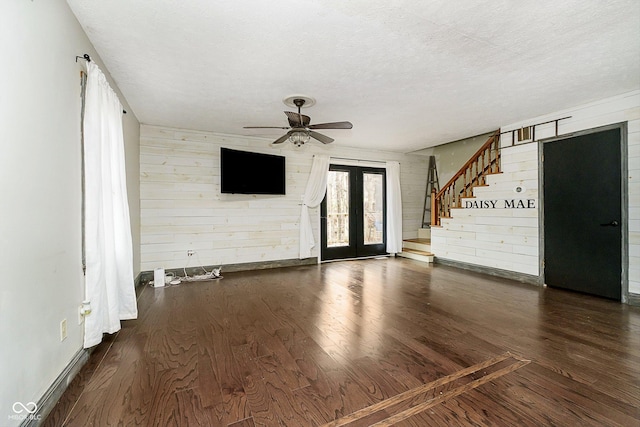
[220,147,286,195]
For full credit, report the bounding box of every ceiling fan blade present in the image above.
[243,126,290,129]
[284,111,311,127]
[271,133,292,145]
[309,131,334,144]
[308,121,353,130]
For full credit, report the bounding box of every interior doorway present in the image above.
[541,124,627,300]
[321,165,387,260]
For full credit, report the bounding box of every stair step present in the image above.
[398,248,434,263]
[404,238,430,244]
[402,238,431,252]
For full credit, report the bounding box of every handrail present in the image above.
[431,130,501,226]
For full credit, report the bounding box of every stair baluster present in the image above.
[431,130,501,226]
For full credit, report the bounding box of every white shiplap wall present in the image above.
[432,90,640,295]
[140,125,428,271]
[432,142,540,275]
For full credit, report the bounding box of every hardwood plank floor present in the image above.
[44,258,640,426]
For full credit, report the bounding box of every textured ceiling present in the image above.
[66,0,640,152]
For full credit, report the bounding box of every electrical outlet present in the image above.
[60,319,68,341]
[187,250,195,257]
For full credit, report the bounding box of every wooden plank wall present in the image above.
[432,90,640,293]
[139,125,428,272]
[432,141,539,275]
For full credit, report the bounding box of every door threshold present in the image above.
[320,254,391,263]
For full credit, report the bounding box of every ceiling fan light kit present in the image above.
[244,96,352,146]
[289,129,311,146]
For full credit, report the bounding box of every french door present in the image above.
[321,165,387,260]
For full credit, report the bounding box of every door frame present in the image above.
[320,162,388,262]
[538,122,629,302]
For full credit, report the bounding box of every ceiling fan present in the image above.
[244,98,353,146]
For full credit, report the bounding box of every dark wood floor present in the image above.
[45,258,640,426]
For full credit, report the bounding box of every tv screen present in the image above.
[220,147,286,195]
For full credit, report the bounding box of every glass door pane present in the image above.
[321,165,386,261]
[363,172,384,245]
[326,170,350,247]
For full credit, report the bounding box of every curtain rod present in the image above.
[75,54,91,63]
[76,54,127,114]
[327,156,387,164]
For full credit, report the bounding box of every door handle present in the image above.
[600,220,619,227]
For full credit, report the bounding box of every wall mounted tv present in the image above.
[220,147,286,195]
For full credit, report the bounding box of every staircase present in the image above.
[431,130,501,227]
[398,130,502,264]
[398,228,434,263]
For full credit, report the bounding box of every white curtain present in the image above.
[299,155,330,259]
[386,161,403,254]
[83,61,137,348]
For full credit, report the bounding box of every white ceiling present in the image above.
[66,0,640,153]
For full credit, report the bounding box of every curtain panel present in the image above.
[385,161,403,254]
[299,155,330,259]
[83,61,137,348]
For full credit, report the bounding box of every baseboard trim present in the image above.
[21,349,89,427]
[628,293,640,307]
[434,257,541,286]
[134,271,144,289]
[139,257,319,285]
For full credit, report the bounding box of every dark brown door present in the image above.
[543,127,622,300]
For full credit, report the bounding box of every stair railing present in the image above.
[431,130,501,226]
